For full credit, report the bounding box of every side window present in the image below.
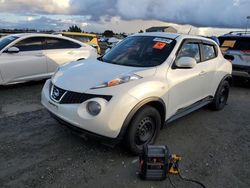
[45,38,81,50]
[14,37,43,52]
[177,43,201,63]
[203,44,216,61]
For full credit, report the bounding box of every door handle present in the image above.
[35,54,44,57]
[68,51,74,55]
[199,71,207,76]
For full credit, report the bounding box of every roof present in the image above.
[132,32,218,45]
[4,33,87,46]
[219,31,250,38]
[133,32,180,39]
[7,33,61,38]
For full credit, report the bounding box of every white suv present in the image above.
[41,32,232,154]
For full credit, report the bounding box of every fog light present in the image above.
[86,101,101,116]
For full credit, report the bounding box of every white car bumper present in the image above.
[41,80,139,139]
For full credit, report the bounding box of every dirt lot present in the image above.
[0,81,249,188]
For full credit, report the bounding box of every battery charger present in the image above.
[139,145,169,180]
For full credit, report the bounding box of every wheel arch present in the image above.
[117,97,166,140]
[221,74,233,86]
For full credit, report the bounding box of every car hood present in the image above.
[52,59,156,93]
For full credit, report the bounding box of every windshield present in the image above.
[101,36,176,67]
[0,36,19,51]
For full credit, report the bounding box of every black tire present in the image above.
[124,105,161,155]
[210,80,230,111]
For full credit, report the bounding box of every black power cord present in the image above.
[167,173,176,188]
[177,171,206,188]
[166,160,177,188]
[168,156,206,188]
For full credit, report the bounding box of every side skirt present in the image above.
[165,96,213,125]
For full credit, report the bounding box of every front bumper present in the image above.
[41,80,139,139]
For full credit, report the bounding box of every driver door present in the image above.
[166,39,205,118]
[0,37,47,83]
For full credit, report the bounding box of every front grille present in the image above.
[51,85,67,102]
[50,84,112,104]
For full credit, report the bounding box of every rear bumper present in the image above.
[232,65,250,78]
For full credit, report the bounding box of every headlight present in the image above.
[91,74,142,89]
[86,101,101,116]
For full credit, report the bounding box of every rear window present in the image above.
[63,34,94,43]
[219,37,250,52]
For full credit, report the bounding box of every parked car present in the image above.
[42,32,232,154]
[218,31,250,81]
[60,32,101,55]
[0,33,97,85]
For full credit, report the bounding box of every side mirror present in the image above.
[224,54,234,61]
[105,48,111,54]
[175,57,197,69]
[6,47,20,53]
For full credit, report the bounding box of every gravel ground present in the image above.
[0,80,249,188]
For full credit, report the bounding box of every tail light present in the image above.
[241,50,250,54]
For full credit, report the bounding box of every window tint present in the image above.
[177,43,201,62]
[203,44,216,60]
[45,38,81,50]
[14,37,43,52]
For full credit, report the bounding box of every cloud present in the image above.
[0,0,249,28]
[0,0,70,14]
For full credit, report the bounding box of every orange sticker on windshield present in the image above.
[153,42,166,49]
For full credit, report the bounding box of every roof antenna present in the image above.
[188,26,192,35]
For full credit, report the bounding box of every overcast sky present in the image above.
[0,0,249,35]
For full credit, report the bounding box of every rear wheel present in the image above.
[210,80,230,110]
[124,106,161,155]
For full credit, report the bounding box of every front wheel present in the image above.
[210,80,230,111]
[124,105,161,155]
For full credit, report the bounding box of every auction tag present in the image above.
[153,42,167,50]
[221,40,236,48]
[153,38,172,44]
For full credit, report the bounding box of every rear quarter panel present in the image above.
[212,55,232,95]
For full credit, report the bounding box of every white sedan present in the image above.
[0,33,97,85]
